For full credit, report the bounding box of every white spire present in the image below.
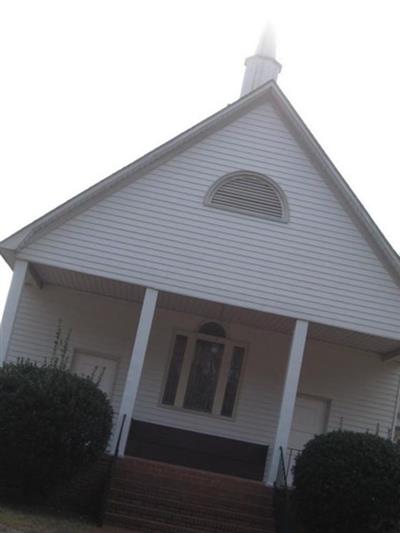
[240,24,282,97]
[256,23,277,57]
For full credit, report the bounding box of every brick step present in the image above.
[106,501,274,533]
[108,491,272,529]
[116,457,265,493]
[116,457,263,484]
[105,458,276,533]
[112,478,271,509]
[110,483,272,517]
[114,469,268,495]
[113,467,271,497]
[106,511,208,533]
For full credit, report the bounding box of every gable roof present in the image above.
[1,81,399,282]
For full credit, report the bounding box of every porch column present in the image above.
[265,319,309,485]
[0,260,28,365]
[114,287,158,456]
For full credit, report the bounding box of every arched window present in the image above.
[205,171,288,222]
[198,322,226,338]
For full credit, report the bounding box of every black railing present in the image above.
[97,414,127,526]
[285,447,301,484]
[275,446,288,489]
[114,414,127,459]
[273,447,292,533]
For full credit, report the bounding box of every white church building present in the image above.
[1,30,400,492]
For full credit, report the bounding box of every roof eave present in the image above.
[271,84,400,280]
[0,247,16,270]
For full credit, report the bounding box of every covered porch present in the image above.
[2,260,400,485]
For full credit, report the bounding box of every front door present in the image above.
[286,394,329,483]
[72,351,118,397]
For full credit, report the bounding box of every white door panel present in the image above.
[286,395,329,484]
[289,395,328,450]
[72,352,117,397]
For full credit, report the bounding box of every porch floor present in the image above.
[105,456,276,532]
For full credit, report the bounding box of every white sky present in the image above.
[0,0,399,318]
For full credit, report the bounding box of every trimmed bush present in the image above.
[0,358,113,501]
[293,430,400,533]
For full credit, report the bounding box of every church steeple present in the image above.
[240,24,282,97]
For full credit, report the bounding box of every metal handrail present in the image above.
[114,414,127,458]
[286,447,302,484]
[275,446,288,489]
[97,414,127,526]
[273,447,291,533]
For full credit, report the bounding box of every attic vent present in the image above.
[205,172,288,222]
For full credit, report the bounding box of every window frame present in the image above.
[159,328,247,420]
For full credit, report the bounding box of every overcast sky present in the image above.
[1,0,399,318]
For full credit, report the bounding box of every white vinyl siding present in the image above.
[7,284,400,446]
[17,101,400,340]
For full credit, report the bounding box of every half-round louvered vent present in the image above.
[205,172,288,222]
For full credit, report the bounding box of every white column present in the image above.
[114,287,158,456]
[0,260,28,365]
[265,319,309,485]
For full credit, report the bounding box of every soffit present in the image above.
[33,264,400,356]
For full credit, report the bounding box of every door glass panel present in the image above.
[184,339,224,413]
[221,346,244,417]
[162,335,188,405]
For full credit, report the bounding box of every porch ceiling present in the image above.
[32,263,400,357]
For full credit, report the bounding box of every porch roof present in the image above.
[31,262,400,358]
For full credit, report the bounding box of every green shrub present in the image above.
[293,431,400,533]
[0,358,113,500]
